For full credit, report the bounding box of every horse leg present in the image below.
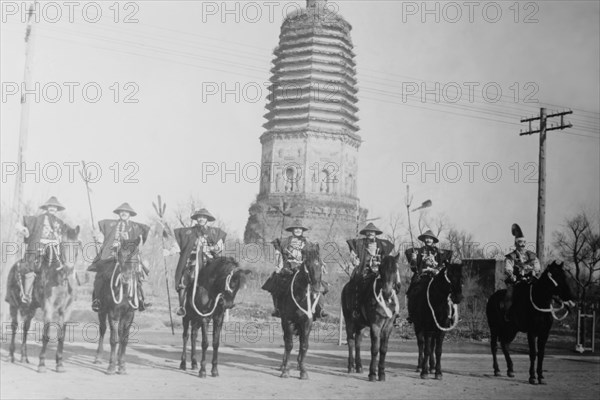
[280,319,293,378]
[38,321,50,373]
[106,318,118,375]
[434,332,445,380]
[416,329,424,372]
[117,313,133,375]
[55,316,67,373]
[297,323,310,380]
[490,332,501,376]
[500,339,514,377]
[9,306,18,363]
[345,322,355,373]
[420,333,432,379]
[368,325,381,382]
[190,320,198,370]
[378,325,392,382]
[94,311,107,364]
[211,313,225,377]
[180,316,189,370]
[355,327,363,373]
[537,330,550,384]
[429,336,436,374]
[21,309,34,364]
[527,332,537,385]
[198,319,208,378]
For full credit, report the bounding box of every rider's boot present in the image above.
[137,284,151,312]
[176,287,186,317]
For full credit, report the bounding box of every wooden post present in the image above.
[2,2,38,322]
[536,108,547,266]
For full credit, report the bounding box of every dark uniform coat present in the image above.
[173,225,227,289]
[347,238,394,280]
[87,219,150,272]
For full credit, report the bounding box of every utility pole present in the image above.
[520,108,573,265]
[2,2,38,322]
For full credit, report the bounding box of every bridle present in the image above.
[426,268,460,332]
[290,258,321,319]
[529,270,571,321]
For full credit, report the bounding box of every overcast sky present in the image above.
[1,0,599,253]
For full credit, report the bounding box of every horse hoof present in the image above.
[38,365,47,374]
[420,373,427,379]
[415,367,421,373]
[347,367,354,373]
[56,365,66,373]
[179,362,186,371]
[280,371,289,378]
[106,366,116,375]
[507,371,515,378]
[529,377,537,385]
[356,366,363,374]
[191,363,198,371]
[199,370,207,378]
[93,358,102,365]
[117,366,127,375]
[378,374,386,382]
[299,371,309,380]
[211,370,219,378]
[494,371,501,377]
[369,375,377,382]
[435,373,443,380]
[538,378,546,385]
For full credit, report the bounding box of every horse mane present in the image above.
[379,254,398,276]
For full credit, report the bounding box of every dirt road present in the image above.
[1,321,598,400]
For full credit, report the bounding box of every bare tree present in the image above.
[445,228,483,263]
[553,212,600,303]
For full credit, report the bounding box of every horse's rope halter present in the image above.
[426,268,460,332]
[290,261,321,319]
[373,270,400,319]
[529,271,570,321]
[110,242,142,309]
[189,237,235,317]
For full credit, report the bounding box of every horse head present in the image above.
[221,261,252,309]
[443,263,463,304]
[379,253,401,301]
[544,261,575,307]
[302,243,323,294]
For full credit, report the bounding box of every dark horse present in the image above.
[341,254,401,382]
[409,264,463,380]
[179,257,251,377]
[5,225,81,372]
[486,261,575,384]
[276,243,324,379]
[93,243,144,374]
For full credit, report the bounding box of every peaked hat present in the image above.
[418,230,439,244]
[359,222,383,236]
[285,219,309,232]
[113,202,137,217]
[40,196,65,211]
[191,208,215,222]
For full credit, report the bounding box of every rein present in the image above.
[290,267,320,319]
[190,250,235,317]
[373,276,399,319]
[426,270,459,332]
[529,274,569,321]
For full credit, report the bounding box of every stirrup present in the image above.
[176,306,186,317]
[92,299,101,312]
[271,309,280,318]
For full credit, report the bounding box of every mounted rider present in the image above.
[503,223,541,321]
[347,223,395,319]
[163,208,226,317]
[404,230,452,323]
[15,196,69,304]
[88,203,151,312]
[263,219,328,319]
